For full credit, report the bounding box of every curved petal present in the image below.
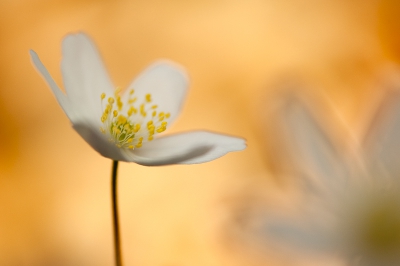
[262,217,335,253]
[123,60,189,125]
[363,89,400,181]
[124,131,246,166]
[280,97,350,194]
[72,119,128,161]
[30,50,76,120]
[61,32,114,125]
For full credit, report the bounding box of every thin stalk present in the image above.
[111,160,123,266]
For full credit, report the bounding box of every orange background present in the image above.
[0,0,399,265]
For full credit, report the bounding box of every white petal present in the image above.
[263,217,334,253]
[363,90,400,181]
[72,120,128,161]
[29,50,75,120]
[125,131,246,166]
[61,32,114,124]
[280,97,349,192]
[124,61,189,125]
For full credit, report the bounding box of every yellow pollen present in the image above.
[117,115,127,124]
[116,96,123,111]
[134,124,141,132]
[156,127,166,133]
[140,104,147,117]
[128,107,137,116]
[99,89,170,150]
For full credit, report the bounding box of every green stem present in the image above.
[111,160,123,266]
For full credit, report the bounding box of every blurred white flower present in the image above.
[260,91,400,265]
[30,33,246,165]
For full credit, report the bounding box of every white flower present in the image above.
[256,92,400,265]
[30,33,246,165]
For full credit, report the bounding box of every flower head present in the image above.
[30,33,246,165]
[249,92,400,265]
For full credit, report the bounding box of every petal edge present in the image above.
[30,49,74,119]
[127,131,246,166]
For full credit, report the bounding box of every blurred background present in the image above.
[1,0,400,265]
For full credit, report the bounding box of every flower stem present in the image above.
[111,160,123,266]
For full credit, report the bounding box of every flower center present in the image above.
[359,195,400,255]
[99,88,170,150]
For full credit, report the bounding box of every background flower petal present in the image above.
[278,96,350,194]
[126,131,246,166]
[124,61,189,125]
[61,32,114,125]
[362,89,400,182]
[262,216,336,253]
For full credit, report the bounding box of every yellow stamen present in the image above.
[128,107,137,116]
[134,124,141,132]
[145,94,152,102]
[117,115,127,124]
[116,95,123,111]
[99,89,170,150]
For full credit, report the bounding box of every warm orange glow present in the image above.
[1,0,399,265]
